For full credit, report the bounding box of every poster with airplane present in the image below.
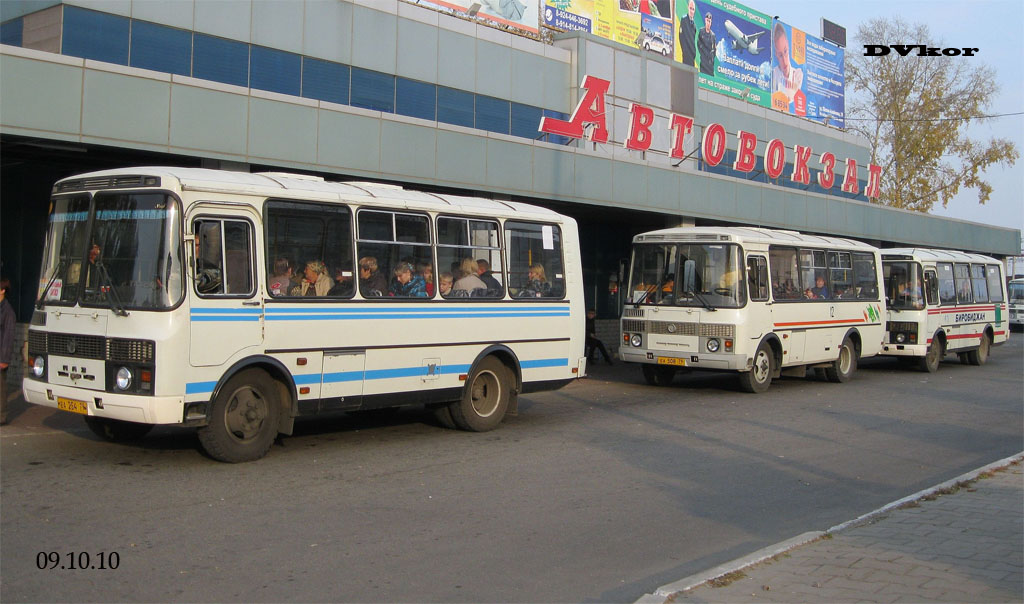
[683,0,772,107]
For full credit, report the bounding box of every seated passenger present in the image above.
[390,262,428,297]
[438,272,454,297]
[517,264,552,298]
[292,260,334,296]
[804,276,830,299]
[418,261,435,296]
[476,259,502,293]
[453,258,486,294]
[358,256,388,297]
[269,257,297,296]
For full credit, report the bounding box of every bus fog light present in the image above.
[115,367,133,391]
[706,338,721,353]
[32,356,45,377]
[895,333,906,343]
[630,334,643,347]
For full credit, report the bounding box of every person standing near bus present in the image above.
[586,309,613,365]
[0,278,16,425]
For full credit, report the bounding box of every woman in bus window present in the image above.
[359,256,388,297]
[518,264,552,298]
[292,260,333,297]
[453,257,486,295]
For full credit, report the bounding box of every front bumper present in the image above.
[619,349,749,371]
[22,380,185,425]
[880,343,927,357]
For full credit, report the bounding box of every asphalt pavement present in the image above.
[638,454,1023,603]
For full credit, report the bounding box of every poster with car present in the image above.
[683,0,771,107]
[770,20,846,128]
[544,1,674,58]
[423,0,540,34]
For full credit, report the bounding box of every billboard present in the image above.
[543,1,674,57]
[770,20,846,128]
[423,0,540,34]
[683,0,772,107]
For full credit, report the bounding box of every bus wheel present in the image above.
[198,369,280,463]
[738,343,773,393]
[966,333,991,366]
[825,337,857,383]
[84,416,153,442]
[919,339,943,373]
[642,364,676,386]
[431,404,458,430]
[449,357,510,432]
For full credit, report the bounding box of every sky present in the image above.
[743,0,1024,246]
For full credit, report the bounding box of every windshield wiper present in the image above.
[632,277,670,306]
[687,289,717,312]
[35,258,66,310]
[93,259,129,317]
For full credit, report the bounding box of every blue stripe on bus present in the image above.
[191,308,264,314]
[185,359,566,395]
[265,312,568,321]
[190,316,262,322]
[264,306,567,314]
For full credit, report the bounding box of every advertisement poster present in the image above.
[686,0,771,107]
[424,0,540,34]
[544,1,674,59]
[770,20,845,128]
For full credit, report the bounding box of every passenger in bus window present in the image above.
[438,272,454,296]
[805,275,830,299]
[517,264,552,298]
[390,263,428,298]
[292,260,333,297]
[477,259,502,293]
[454,258,486,294]
[359,256,387,297]
[417,261,435,296]
[958,280,973,303]
[269,257,296,296]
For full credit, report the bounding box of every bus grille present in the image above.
[622,308,645,318]
[648,321,698,336]
[700,324,736,337]
[53,175,158,193]
[622,320,646,333]
[28,331,154,362]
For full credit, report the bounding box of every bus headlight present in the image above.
[630,334,643,347]
[115,367,133,391]
[706,338,721,353]
[32,356,45,377]
[895,332,906,343]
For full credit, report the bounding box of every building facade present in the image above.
[1,0,1020,323]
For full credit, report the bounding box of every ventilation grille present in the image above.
[700,324,736,337]
[622,308,645,318]
[54,175,158,193]
[648,321,698,336]
[622,320,646,333]
[107,338,155,363]
[28,331,154,362]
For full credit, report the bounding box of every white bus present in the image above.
[24,167,585,462]
[881,248,1009,371]
[1009,278,1024,332]
[619,227,885,392]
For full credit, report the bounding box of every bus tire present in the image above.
[738,342,773,393]
[966,332,991,366]
[642,364,676,387]
[448,356,510,432]
[431,404,458,430]
[825,337,857,383]
[198,369,281,463]
[919,338,943,373]
[84,416,153,442]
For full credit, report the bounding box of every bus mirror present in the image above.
[682,260,696,294]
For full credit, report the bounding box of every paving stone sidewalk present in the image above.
[655,459,1023,603]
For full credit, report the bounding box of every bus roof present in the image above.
[53,166,567,221]
[881,248,1000,264]
[632,226,877,251]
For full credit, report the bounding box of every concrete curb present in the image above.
[635,452,1024,604]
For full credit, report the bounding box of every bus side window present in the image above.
[986,265,1004,302]
[193,218,254,297]
[936,262,957,305]
[924,270,938,306]
[747,256,769,301]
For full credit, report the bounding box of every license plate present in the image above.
[657,357,687,366]
[56,397,88,415]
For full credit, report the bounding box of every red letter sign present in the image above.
[791,144,812,185]
[733,131,758,172]
[818,152,836,189]
[669,114,694,159]
[841,158,860,194]
[764,139,786,180]
[865,163,882,199]
[538,75,610,143]
[702,123,726,167]
[624,103,655,151]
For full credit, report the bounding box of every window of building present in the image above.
[2,18,24,47]
[505,221,564,299]
[63,6,130,65]
[436,217,503,298]
[438,86,475,128]
[250,45,301,97]
[510,103,542,140]
[350,67,395,113]
[130,20,191,76]
[193,33,249,88]
[475,95,510,134]
[356,210,432,298]
[396,78,437,121]
[302,57,349,105]
[265,200,354,298]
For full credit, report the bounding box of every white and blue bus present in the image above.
[24,167,585,461]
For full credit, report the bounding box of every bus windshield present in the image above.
[1010,281,1024,303]
[884,261,925,310]
[627,242,744,308]
[39,192,183,311]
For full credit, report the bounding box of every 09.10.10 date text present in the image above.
[36,551,120,570]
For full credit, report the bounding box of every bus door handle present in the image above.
[242,300,262,306]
